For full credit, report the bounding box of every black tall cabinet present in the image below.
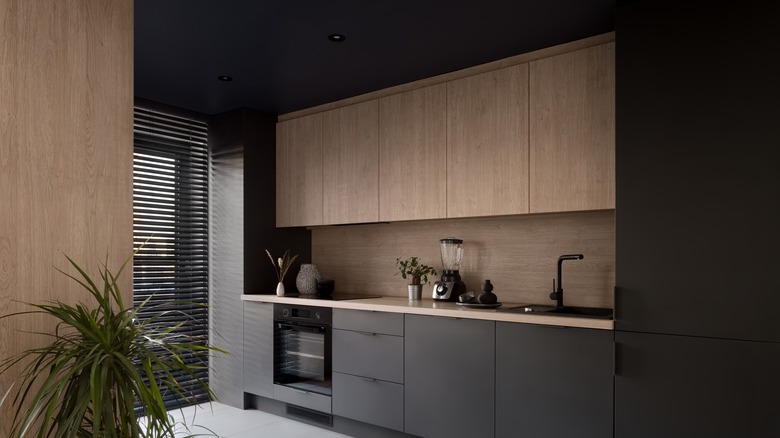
[615,1,780,435]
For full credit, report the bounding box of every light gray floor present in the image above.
[167,402,354,438]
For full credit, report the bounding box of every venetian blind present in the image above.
[133,105,210,409]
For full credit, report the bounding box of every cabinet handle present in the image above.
[532,324,569,329]
[360,377,378,383]
[287,386,311,395]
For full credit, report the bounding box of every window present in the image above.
[132,104,210,409]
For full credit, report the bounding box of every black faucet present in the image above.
[549,254,584,308]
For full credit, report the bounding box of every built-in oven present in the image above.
[273,304,333,416]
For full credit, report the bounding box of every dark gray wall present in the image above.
[209,108,311,408]
[242,110,311,293]
[209,109,246,408]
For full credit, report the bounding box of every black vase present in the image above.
[477,279,497,304]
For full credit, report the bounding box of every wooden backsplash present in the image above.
[311,210,614,307]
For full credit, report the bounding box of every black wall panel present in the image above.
[238,109,311,294]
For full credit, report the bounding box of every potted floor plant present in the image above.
[0,252,225,438]
[395,256,437,300]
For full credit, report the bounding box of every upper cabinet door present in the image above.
[276,114,323,227]
[378,84,447,221]
[322,100,379,225]
[446,65,530,218]
[530,42,615,213]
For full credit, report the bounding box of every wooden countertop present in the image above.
[241,294,614,330]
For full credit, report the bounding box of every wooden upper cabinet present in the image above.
[275,35,614,226]
[379,84,447,221]
[276,114,323,227]
[322,100,379,225]
[446,65,530,218]
[529,42,615,213]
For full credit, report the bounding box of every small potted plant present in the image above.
[395,256,437,300]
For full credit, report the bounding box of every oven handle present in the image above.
[275,321,328,334]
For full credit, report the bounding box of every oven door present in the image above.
[273,320,332,397]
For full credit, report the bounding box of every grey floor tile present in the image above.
[168,402,353,438]
[228,418,345,438]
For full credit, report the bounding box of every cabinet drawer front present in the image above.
[333,329,403,383]
[333,372,404,432]
[333,309,403,336]
[273,384,332,414]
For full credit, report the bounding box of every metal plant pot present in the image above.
[408,284,423,300]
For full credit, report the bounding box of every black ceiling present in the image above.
[134,0,615,116]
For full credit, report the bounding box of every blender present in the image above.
[432,238,467,301]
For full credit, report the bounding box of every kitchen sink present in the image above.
[498,304,613,320]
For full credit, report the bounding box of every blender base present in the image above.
[431,280,467,301]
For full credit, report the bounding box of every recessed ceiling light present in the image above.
[217,75,233,82]
[328,34,346,43]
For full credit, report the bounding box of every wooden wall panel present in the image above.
[312,211,614,308]
[0,0,133,433]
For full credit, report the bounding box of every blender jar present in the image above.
[440,238,463,272]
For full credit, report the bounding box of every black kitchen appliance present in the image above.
[432,237,467,301]
[283,293,381,301]
[273,304,332,406]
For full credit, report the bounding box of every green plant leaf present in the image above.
[395,256,437,285]
[0,251,223,438]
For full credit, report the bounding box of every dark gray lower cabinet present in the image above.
[243,301,274,398]
[333,372,404,431]
[332,309,405,432]
[615,331,780,438]
[405,315,495,438]
[332,328,404,383]
[496,322,613,438]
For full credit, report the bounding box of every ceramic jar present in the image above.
[296,264,321,295]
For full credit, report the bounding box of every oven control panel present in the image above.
[274,303,332,325]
